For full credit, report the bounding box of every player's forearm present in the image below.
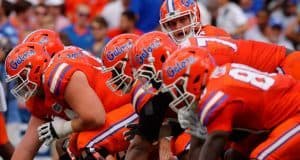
[198,132,228,160]
[12,147,36,160]
[189,135,204,160]
[71,116,104,132]
[12,116,44,160]
[11,133,42,160]
[125,135,155,160]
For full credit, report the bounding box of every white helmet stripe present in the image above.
[167,0,175,13]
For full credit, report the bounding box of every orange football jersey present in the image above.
[131,80,158,113]
[197,63,300,133]
[26,50,131,120]
[180,36,286,73]
[0,114,8,145]
[63,46,103,67]
[197,25,230,37]
[25,96,55,120]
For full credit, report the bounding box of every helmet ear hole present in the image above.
[28,45,35,49]
[34,66,41,74]
[193,75,200,84]
[160,54,166,63]
[189,50,196,54]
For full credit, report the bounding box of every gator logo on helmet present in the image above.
[166,56,195,78]
[39,36,49,44]
[181,0,194,7]
[10,50,35,70]
[135,39,161,64]
[106,41,133,61]
[67,51,84,59]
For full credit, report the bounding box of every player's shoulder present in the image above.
[209,64,232,84]
[63,46,103,67]
[131,80,158,113]
[197,89,230,126]
[208,64,252,92]
[200,25,231,37]
[43,59,78,98]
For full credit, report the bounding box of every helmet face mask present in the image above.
[161,47,215,113]
[164,72,196,113]
[105,60,133,95]
[134,63,161,85]
[101,33,139,95]
[133,61,164,94]
[6,68,38,101]
[5,42,50,101]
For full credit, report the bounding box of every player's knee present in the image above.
[55,138,69,155]
[177,150,189,160]
[224,148,248,160]
[80,148,108,160]
[59,153,72,160]
[126,136,155,160]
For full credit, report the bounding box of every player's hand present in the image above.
[186,122,207,139]
[177,107,198,129]
[178,108,207,139]
[159,137,177,160]
[123,122,140,141]
[37,117,73,146]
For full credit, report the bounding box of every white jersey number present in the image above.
[229,64,275,90]
[180,36,238,52]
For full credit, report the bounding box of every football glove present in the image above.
[37,117,73,146]
[123,122,140,142]
[178,107,207,139]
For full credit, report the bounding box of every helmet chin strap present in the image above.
[194,22,202,35]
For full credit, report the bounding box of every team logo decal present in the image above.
[39,36,49,44]
[67,52,84,59]
[106,41,133,61]
[10,49,35,70]
[181,0,194,7]
[166,56,195,78]
[135,39,161,64]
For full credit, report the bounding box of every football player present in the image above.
[102,32,190,160]
[5,43,136,160]
[161,47,300,160]
[103,31,299,160]
[159,0,230,43]
[23,29,102,67]
[0,83,14,159]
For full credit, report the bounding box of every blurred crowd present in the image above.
[0,0,299,158]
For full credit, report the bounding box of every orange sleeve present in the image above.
[131,82,156,113]
[280,51,300,80]
[206,103,237,133]
[196,91,239,133]
[45,62,78,100]
[0,114,8,145]
[234,40,286,72]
